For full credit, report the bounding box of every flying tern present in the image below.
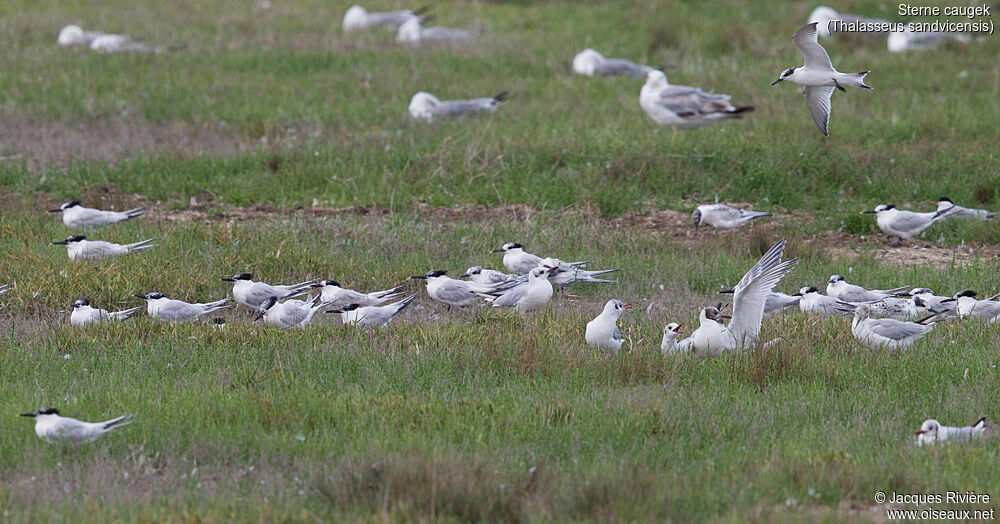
[308,279,405,309]
[49,201,146,229]
[640,70,753,129]
[916,417,986,447]
[408,91,507,122]
[52,235,155,260]
[221,273,316,309]
[772,22,871,136]
[572,49,652,77]
[135,292,232,323]
[328,294,416,328]
[861,204,953,245]
[69,298,142,326]
[585,299,630,355]
[692,204,771,235]
[20,408,134,444]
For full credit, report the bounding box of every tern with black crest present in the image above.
[221,273,316,310]
[328,294,416,328]
[49,201,146,229]
[826,275,909,303]
[136,292,232,323]
[309,279,405,309]
[20,408,134,444]
[52,235,155,260]
[861,204,953,245]
[69,298,142,327]
[932,197,995,221]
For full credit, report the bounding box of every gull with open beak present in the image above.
[660,322,686,356]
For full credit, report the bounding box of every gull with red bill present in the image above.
[660,322,687,356]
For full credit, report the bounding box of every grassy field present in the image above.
[1,0,1000,521]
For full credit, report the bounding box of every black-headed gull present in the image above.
[916,417,986,446]
[585,299,630,355]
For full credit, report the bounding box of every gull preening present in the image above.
[51,235,155,261]
[20,408,134,444]
[888,24,973,53]
[640,70,754,129]
[309,279,406,309]
[793,286,845,316]
[69,298,142,327]
[256,295,328,328]
[772,22,871,136]
[933,197,995,221]
[412,270,511,309]
[826,275,909,303]
[682,239,798,357]
[861,204,952,245]
[397,17,471,44]
[342,5,427,31]
[480,266,556,314]
[807,6,891,38]
[221,273,316,310]
[49,201,146,229]
[328,294,416,328]
[691,204,771,235]
[135,292,232,323]
[916,417,986,446]
[660,322,685,356]
[572,49,652,78]
[847,303,934,349]
[585,299,630,355]
[951,290,1000,321]
[409,91,507,122]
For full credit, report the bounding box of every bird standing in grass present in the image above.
[586,299,630,355]
[861,204,953,246]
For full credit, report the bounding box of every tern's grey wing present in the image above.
[435,99,494,117]
[160,301,203,321]
[793,23,834,71]
[838,288,878,303]
[72,208,117,228]
[804,86,834,137]
[421,27,471,41]
[436,282,477,304]
[974,301,1000,318]
[870,319,929,341]
[657,85,734,117]
[491,284,529,308]
[890,211,935,236]
[595,59,651,77]
[246,284,282,307]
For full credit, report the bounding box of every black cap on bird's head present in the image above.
[51,235,86,245]
[828,275,845,284]
[460,266,483,278]
[954,290,978,299]
[771,67,795,85]
[312,279,340,288]
[412,270,446,279]
[491,243,521,253]
[49,201,81,213]
[71,298,90,308]
[135,292,166,300]
[20,407,59,417]
[221,273,252,282]
[793,286,819,297]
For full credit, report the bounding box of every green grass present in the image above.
[1,0,1000,520]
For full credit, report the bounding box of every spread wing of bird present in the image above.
[729,239,798,346]
[793,22,834,71]
[804,86,834,136]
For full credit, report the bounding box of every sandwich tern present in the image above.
[572,49,652,77]
[460,266,525,287]
[397,17,471,43]
[328,294,416,328]
[135,292,232,323]
[861,204,953,245]
[660,322,686,356]
[932,197,995,221]
[69,298,142,327]
[256,295,328,328]
[807,6,891,38]
[221,273,316,309]
[49,201,146,229]
[540,257,619,287]
[412,270,511,309]
[888,24,973,53]
[342,5,427,31]
[950,290,1000,321]
[491,243,585,275]
[916,417,986,447]
[772,22,871,136]
[692,204,771,235]
[640,70,754,129]
[685,239,798,357]
[847,303,934,350]
[826,275,909,303]
[585,299,630,355]
[52,235,155,260]
[793,286,844,316]
[409,91,507,122]
[20,408,134,444]
[309,279,405,309]
[480,266,556,314]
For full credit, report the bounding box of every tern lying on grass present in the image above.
[308,279,406,309]
[397,17,471,44]
[910,288,957,317]
[256,295,328,328]
[793,287,855,316]
[491,243,586,275]
[221,273,316,309]
[933,197,995,221]
[540,258,620,288]
[412,270,514,309]
[826,275,909,303]
[409,91,507,122]
[49,201,145,229]
[52,235,155,260]
[842,303,936,350]
[572,49,652,77]
[861,204,954,246]
[692,204,770,235]
[950,290,1000,322]
[20,408,133,444]
[136,292,232,323]
[342,5,427,31]
[586,299,630,355]
[328,294,416,328]
[640,70,754,129]
[479,266,556,314]
[916,417,986,447]
[460,266,526,287]
[69,299,142,327]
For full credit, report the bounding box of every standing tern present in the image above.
[572,49,652,77]
[480,266,556,314]
[950,290,1000,321]
[52,235,155,260]
[685,239,798,357]
[772,22,871,136]
[585,299,630,355]
[660,322,686,356]
[221,273,316,309]
[640,70,754,129]
[328,294,416,328]
[692,204,771,235]
[342,5,427,31]
[309,279,405,309]
[932,197,995,221]
[491,243,585,275]
[256,295,328,328]
[135,292,232,323]
[846,303,935,349]
[412,270,511,309]
[49,201,146,229]
[916,417,986,447]
[793,286,845,316]
[826,275,909,303]
[397,17,471,44]
[460,266,525,287]
[861,204,953,245]
[409,91,507,122]
[69,298,142,327]
[20,408,134,444]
